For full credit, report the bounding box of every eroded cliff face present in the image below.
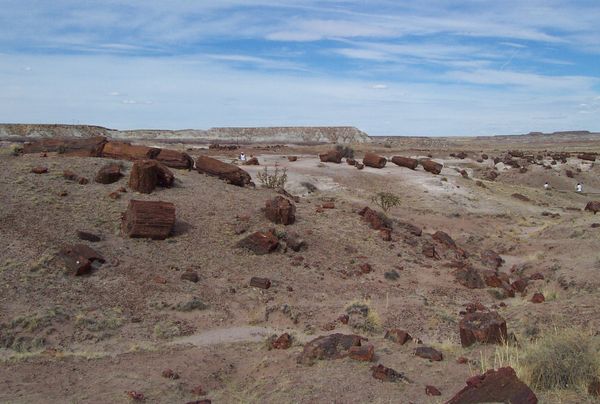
[0,124,371,144]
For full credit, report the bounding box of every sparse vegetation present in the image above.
[371,191,401,213]
[257,165,288,188]
[300,181,317,193]
[335,144,354,158]
[345,300,381,334]
[174,297,208,312]
[384,270,400,281]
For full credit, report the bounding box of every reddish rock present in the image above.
[359,263,373,274]
[265,196,296,225]
[529,272,544,280]
[348,344,374,361]
[511,278,528,293]
[578,153,596,162]
[181,271,199,283]
[237,231,279,255]
[244,157,259,165]
[358,206,389,230]
[457,356,469,364]
[337,314,349,324]
[447,367,537,404]
[108,191,121,199]
[481,250,504,269]
[459,311,508,347]
[121,200,176,240]
[126,391,145,401]
[154,148,194,169]
[287,156,297,162]
[297,333,366,365]
[57,244,105,276]
[422,243,439,259]
[384,329,412,345]
[482,270,503,288]
[63,169,88,184]
[363,152,387,168]
[585,201,600,214]
[271,333,292,349]
[421,159,443,174]
[161,369,179,379]
[249,277,271,289]
[426,385,442,396]
[454,267,485,289]
[371,364,405,382]
[103,141,160,161]
[196,155,252,186]
[396,221,422,236]
[415,346,443,361]
[23,136,107,156]
[318,149,343,163]
[322,202,335,209]
[391,156,418,170]
[531,293,545,303]
[380,228,392,241]
[95,163,123,184]
[76,230,101,242]
[191,385,206,396]
[129,159,174,194]
[500,281,516,298]
[565,169,574,178]
[433,231,467,258]
[31,166,48,174]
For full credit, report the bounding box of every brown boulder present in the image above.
[95,163,123,184]
[447,367,537,404]
[249,277,271,289]
[384,329,412,345]
[415,346,443,361]
[433,231,467,258]
[271,333,292,349]
[585,201,600,214]
[348,344,374,362]
[482,270,503,288]
[31,166,48,174]
[363,152,387,168]
[63,170,89,184]
[237,231,279,255]
[371,364,405,382]
[511,277,528,293]
[121,200,176,240]
[196,155,252,187]
[244,157,259,165]
[58,244,105,276]
[391,156,418,170]
[358,206,390,230]
[297,333,366,365]
[287,156,297,162]
[481,250,504,269]
[421,159,443,174]
[265,196,296,225]
[426,385,442,396]
[154,148,194,169]
[459,311,508,347]
[531,292,545,303]
[181,271,199,283]
[346,158,356,165]
[128,160,174,194]
[318,149,343,163]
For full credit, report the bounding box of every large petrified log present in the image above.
[95,163,123,184]
[22,136,107,157]
[391,156,418,170]
[363,152,387,168]
[196,155,252,187]
[421,159,443,174]
[102,141,161,161]
[121,200,176,239]
[318,149,343,163]
[128,160,174,194]
[585,201,600,214]
[154,148,194,169]
[265,196,296,225]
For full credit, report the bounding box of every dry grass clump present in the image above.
[345,299,381,334]
[257,165,288,188]
[371,192,401,213]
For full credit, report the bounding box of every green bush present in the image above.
[371,191,401,213]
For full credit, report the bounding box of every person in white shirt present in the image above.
[239,152,246,162]
[576,183,583,193]
[544,182,549,190]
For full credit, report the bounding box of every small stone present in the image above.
[31,166,48,174]
[415,346,443,361]
[161,369,179,379]
[271,333,292,349]
[371,364,404,382]
[531,293,545,303]
[426,385,442,396]
[191,385,206,396]
[384,329,412,345]
[457,357,469,364]
[181,271,199,283]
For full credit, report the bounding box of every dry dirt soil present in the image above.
[1,139,600,403]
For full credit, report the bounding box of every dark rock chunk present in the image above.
[459,311,508,347]
[237,231,279,255]
[415,346,443,361]
[297,333,366,365]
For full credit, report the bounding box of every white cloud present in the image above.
[372,84,388,90]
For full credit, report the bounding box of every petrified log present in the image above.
[31,166,48,174]
[459,311,507,347]
[95,163,123,184]
[154,148,194,169]
[415,346,443,361]
[585,201,600,214]
[447,367,538,404]
[196,155,252,187]
[249,277,271,289]
[297,333,366,365]
[63,170,89,184]
[237,231,279,254]
[384,329,412,345]
[102,141,161,161]
[421,159,443,174]
[287,156,298,162]
[22,136,107,157]
[244,157,259,165]
[578,153,596,162]
[58,244,105,275]
[128,160,174,194]
[121,200,176,239]
[318,150,343,163]
[371,364,405,382]
[265,196,296,225]
[391,156,418,170]
[363,152,387,168]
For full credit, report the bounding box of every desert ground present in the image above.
[1,135,600,403]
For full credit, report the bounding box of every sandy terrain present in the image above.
[1,139,600,403]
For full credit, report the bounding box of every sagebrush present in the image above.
[371,191,401,213]
[335,144,354,158]
[257,165,288,188]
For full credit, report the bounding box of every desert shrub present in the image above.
[57,145,66,154]
[300,181,317,193]
[371,191,401,213]
[520,328,600,391]
[384,270,400,281]
[383,142,392,148]
[174,297,208,312]
[9,144,23,156]
[335,144,354,158]
[257,165,287,189]
[345,300,381,334]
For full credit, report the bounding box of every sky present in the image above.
[0,0,599,136]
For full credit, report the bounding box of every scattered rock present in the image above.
[191,385,206,396]
[481,250,504,269]
[95,163,123,184]
[265,196,296,225]
[287,156,297,162]
[391,156,418,170]
[415,346,443,361]
[348,344,375,361]
[358,206,390,231]
[297,333,366,365]
[76,230,102,242]
[459,311,508,347]
[250,277,271,289]
[371,364,405,382]
[57,244,105,276]
[578,153,596,162]
[122,200,176,240]
[322,202,335,209]
[446,367,538,404]
[363,152,387,168]
[529,272,544,280]
[284,231,306,252]
[454,267,485,289]
[421,159,443,175]
[161,369,180,379]
[426,385,441,396]
[318,149,343,163]
[126,391,145,401]
[237,231,279,255]
[63,170,88,184]
[585,201,600,214]
[244,157,259,165]
[108,191,121,199]
[380,228,392,241]
[359,263,373,274]
[457,357,469,364]
[181,271,199,283]
[196,155,253,187]
[346,158,356,165]
[511,278,528,293]
[355,162,364,170]
[384,329,412,345]
[511,193,530,202]
[270,333,292,349]
[531,293,545,303]
[422,243,439,259]
[31,166,48,174]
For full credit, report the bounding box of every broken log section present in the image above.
[121,200,176,239]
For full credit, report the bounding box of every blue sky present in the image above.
[0,0,599,136]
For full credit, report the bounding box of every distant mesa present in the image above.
[0,123,371,144]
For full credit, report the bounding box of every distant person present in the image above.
[544,182,549,190]
[239,152,246,162]
[577,183,583,193]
